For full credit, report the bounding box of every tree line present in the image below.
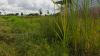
[0,9,50,16]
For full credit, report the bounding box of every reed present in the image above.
[51,0,100,56]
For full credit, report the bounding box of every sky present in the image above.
[0,0,55,15]
[0,0,99,15]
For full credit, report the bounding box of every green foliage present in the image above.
[0,42,16,56]
[39,9,42,15]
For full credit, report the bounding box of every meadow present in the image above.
[0,15,99,56]
[0,1,100,56]
[0,16,69,56]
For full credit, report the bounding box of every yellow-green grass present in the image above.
[0,16,99,56]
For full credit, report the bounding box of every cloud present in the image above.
[0,0,55,14]
[0,0,8,5]
[0,0,99,15]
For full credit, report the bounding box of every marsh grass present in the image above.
[0,42,16,56]
[47,0,100,56]
[0,0,99,56]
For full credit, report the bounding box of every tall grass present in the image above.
[43,0,100,56]
[0,0,99,56]
[0,42,16,56]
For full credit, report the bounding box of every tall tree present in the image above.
[21,12,23,16]
[54,0,72,6]
[47,10,49,15]
[52,0,72,12]
[39,9,42,15]
[0,12,1,15]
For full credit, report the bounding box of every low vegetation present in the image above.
[0,15,99,56]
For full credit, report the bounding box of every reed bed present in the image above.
[47,0,100,56]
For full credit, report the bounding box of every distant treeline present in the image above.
[0,12,40,16]
[0,12,55,16]
[0,9,52,16]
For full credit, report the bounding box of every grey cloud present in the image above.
[0,0,55,14]
[7,0,16,4]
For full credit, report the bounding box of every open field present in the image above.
[0,16,65,56]
[0,0,100,56]
[0,16,100,56]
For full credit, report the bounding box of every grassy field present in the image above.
[0,16,65,56]
[0,0,99,56]
[0,16,100,56]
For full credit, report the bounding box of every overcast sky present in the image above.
[0,0,55,14]
[0,0,99,14]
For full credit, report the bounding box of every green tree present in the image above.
[53,0,72,6]
[52,0,72,13]
[21,12,23,16]
[47,10,49,15]
[39,9,42,15]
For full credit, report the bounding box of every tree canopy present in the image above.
[55,0,72,5]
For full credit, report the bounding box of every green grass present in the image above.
[0,1,99,56]
[0,12,100,56]
[50,0,100,56]
[0,16,68,56]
